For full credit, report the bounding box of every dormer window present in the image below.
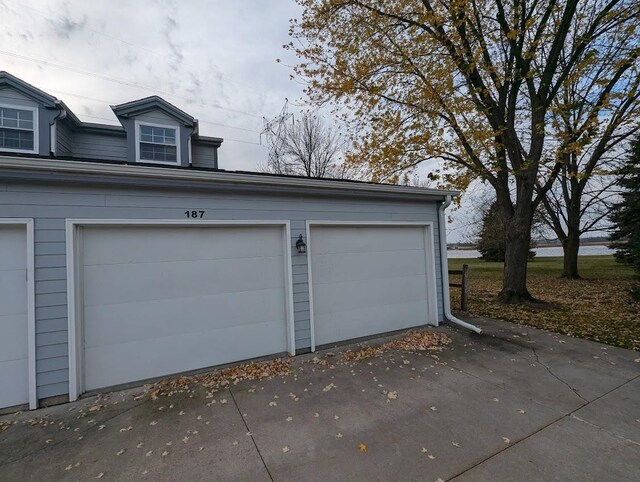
[0,104,38,154]
[135,121,180,165]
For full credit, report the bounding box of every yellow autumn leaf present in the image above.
[359,443,367,453]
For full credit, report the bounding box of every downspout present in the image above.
[50,105,67,156]
[438,195,482,334]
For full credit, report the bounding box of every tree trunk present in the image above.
[561,232,581,279]
[498,217,536,303]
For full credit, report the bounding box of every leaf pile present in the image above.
[150,358,293,397]
[338,330,452,364]
[382,330,452,352]
[342,346,384,362]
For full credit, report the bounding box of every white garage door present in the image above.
[0,225,29,409]
[310,225,435,346]
[80,224,290,391]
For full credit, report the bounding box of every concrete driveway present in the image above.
[1,317,638,481]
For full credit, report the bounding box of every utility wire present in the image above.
[0,49,264,119]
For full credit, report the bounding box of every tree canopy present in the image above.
[289,0,640,301]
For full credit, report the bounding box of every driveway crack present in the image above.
[229,387,273,481]
[526,335,589,403]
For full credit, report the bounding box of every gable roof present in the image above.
[111,95,195,125]
[0,71,60,108]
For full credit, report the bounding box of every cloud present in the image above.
[48,13,88,39]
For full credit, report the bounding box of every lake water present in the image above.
[447,244,614,259]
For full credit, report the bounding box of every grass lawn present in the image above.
[448,255,640,351]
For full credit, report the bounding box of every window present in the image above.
[0,105,38,153]
[136,122,179,164]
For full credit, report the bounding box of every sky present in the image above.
[0,0,484,242]
[0,0,306,171]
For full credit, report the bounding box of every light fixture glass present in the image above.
[296,234,307,254]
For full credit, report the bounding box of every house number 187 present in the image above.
[185,210,205,218]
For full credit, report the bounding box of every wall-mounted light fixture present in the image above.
[296,234,307,254]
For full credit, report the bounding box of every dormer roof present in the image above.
[0,71,60,108]
[111,95,195,126]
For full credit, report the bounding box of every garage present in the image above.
[0,221,35,410]
[71,222,293,394]
[308,223,439,347]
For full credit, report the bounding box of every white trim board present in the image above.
[66,219,296,401]
[305,221,440,352]
[0,218,36,410]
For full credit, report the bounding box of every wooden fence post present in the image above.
[461,264,469,311]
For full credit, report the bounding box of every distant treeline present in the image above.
[449,236,613,250]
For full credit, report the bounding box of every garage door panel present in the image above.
[0,225,28,409]
[0,228,26,269]
[80,224,290,392]
[310,225,432,346]
[313,275,428,315]
[315,300,428,346]
[85,318,287,391]
[0,270,28,315]
[0,358,29,408]
[311,226,425,255]
[0,314,28,360]
[82,256,284,307]
[83,226,283,265]
[311,249,426,284]
[84,287,286,348]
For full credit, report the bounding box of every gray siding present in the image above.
[55,121,73,157]
[191,143,218,169]
[0,179,445,401]
[71,131,127,161]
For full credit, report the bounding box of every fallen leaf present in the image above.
[452,442,461,448]
[161,450,169,457]
[387,391,398,400]
[430,406,438,411]
[285,416,293,422]
[502,437,511,444]
[116,448,126,456]
[149,421,158,426]
[95,473,104,479]
[421,447,428,453]
[146,450,153,457]
[336,433,343,438]
[358,443,367,453]
[136,442,144,448]
[282,446,290,453]
[428,454,436,460]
